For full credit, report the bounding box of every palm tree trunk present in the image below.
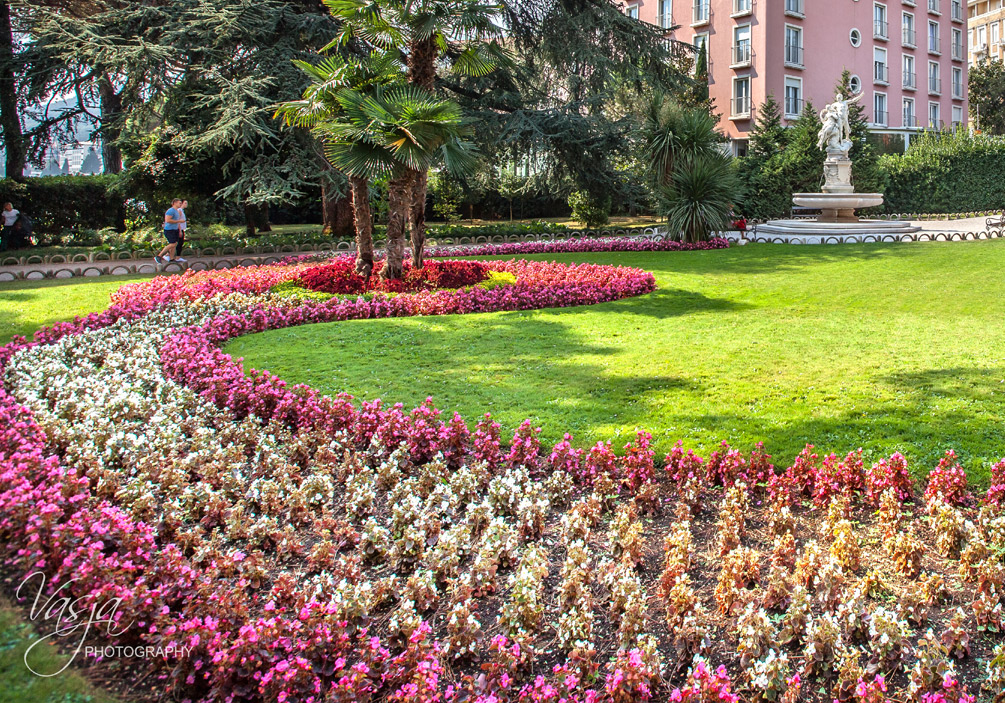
[382,171,415,280]
[410,170,428,268]
[350,175,374,277]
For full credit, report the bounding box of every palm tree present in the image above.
[318,84,477,279]
[322,0,504,266]
[277,51,401,277]
[643,93,724,191]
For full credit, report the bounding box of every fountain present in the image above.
[755,92,920,243]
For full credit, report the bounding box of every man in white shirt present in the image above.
[1,202,19,251]
[176,199,189,263]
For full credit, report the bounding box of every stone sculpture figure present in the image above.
[816,92,863,152]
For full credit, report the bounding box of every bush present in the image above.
[0,175,123,240]
[298,258,491,294]
[568,190,611,228]
[880,130,1005,214]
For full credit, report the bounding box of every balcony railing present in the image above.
[874,62,889,84]
[952,81,964,98]
[903,113,918,127]
[656,13,673,29]
[692,1,710,25]
[951,42,963,60]
[929,76,942,94]
[951,1,963,21]
[732,0,753,17]
[903,71,917,89]
[928,0,940,14]
[903,27,916,47]
[784,44,804,67]
[730,96,752,119]
[732,42,752,66]
[874,109,888,126]
[874,20,889,40]
[929,36,941,54]
[784,0,804,17]
[929,118,944,129]
[784,97,804,117]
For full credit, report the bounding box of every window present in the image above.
[874,3,889,39]
[951,28,963,59]
[928,20,940,53]
[903,97,916,127]
[784,77,803,117]
[874,47,889,84]
[952,105,963,128]
[694,33,708,55]
[850,28,863,47]
[951,0,963,22]
[902,12,916,46]
[732,77,751,118]
[903,54,916,89]
[952,66,963,98]
[626,4,639,19]
[785,0,804,17]
[929,101,941,128]
[692,0,710,25]
[785,25,803,67]
[658,0,673,29]
[977,25,987,50]
[849,74,862,93]
[929,61,941,93]
[733,0,752,17]
[928,0,940,14]
[992,22,1001,46]
[874,92,888,126]
[732,24,752,66]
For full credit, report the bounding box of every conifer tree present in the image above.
[835,69,886,195]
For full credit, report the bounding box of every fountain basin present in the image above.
[792,193,884,223]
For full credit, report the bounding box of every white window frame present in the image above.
[691,0,710,26]
[874,46,889,84]
[658,0,673,29]
[732,0,752,18]
[874,91,889,126]
[784,76,803,118]
[903,53,916,89]
[874,2,889,40]
[951,27,963,59]
[732,23,752,67]
[903,96,916,127]
[902,11,916,47]
[928,101,941,128]
[625,4,640,19]
[952,105,963,128]
[731,76,752,119]
[951,66,963,98]
[928,60,941,94]
[784,24,804,68]
[928,19,941,54]
[784,0,805,19]
[928,0,940,15]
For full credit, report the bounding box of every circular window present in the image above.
[850,28,862,47]
[849,75,862,93]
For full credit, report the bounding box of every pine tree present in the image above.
[734,94,789,219]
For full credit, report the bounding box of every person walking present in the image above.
[1,202,19,252]
[175,199,189,262]
[155,199,184,265]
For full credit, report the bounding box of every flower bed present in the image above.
[1,249,1004,703]
[298,259,492,294]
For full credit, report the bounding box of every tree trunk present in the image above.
[97,76,123,174]
[0,2,25,181]
[255,203,272,232]
[350,175,374,277]
[410,169,428,268]
[244,201,258,237]
[321,163,354,238]
[382,171,415,280]
[407,36,438,91]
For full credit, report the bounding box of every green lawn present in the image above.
[229,241,1005,486]
[0,276,151,344]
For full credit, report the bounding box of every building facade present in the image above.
[968,0,1005,64]
[626,0,968,153]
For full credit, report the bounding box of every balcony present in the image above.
[874,62,889,85]
[731,42,753,67]
[928,0,940,15]
[951,42,964,60]
[952,81,964,98]
[784,44,804,67]
[903,27,916,47]
[692,1,710,26]
[784,97,804,117]
[874,109,888,127]
[903,113,918,127]
[655,13,674,30]
[929,76,942,94]
[929,36,941,54]
[732,0,753,18]
[874,20,889,40]
[903,71,917,89]
[730,96,752,119]
[784,0,804,18]
[951,1,963,22]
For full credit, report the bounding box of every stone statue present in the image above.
[816,92,863,152]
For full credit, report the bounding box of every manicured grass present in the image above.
[0,275,151,343]
[229,241,1005,487]
[0,598,120,703]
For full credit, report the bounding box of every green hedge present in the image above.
[0,175,123,239]
[880,131,1005,214]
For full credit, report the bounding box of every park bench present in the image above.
[986,213,1005,231]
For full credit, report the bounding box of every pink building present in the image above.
[625,0,968,154]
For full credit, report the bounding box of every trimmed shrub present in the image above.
[0,175,123,239]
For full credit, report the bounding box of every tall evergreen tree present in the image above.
[734,94,788,219]
[835,69,885,195]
